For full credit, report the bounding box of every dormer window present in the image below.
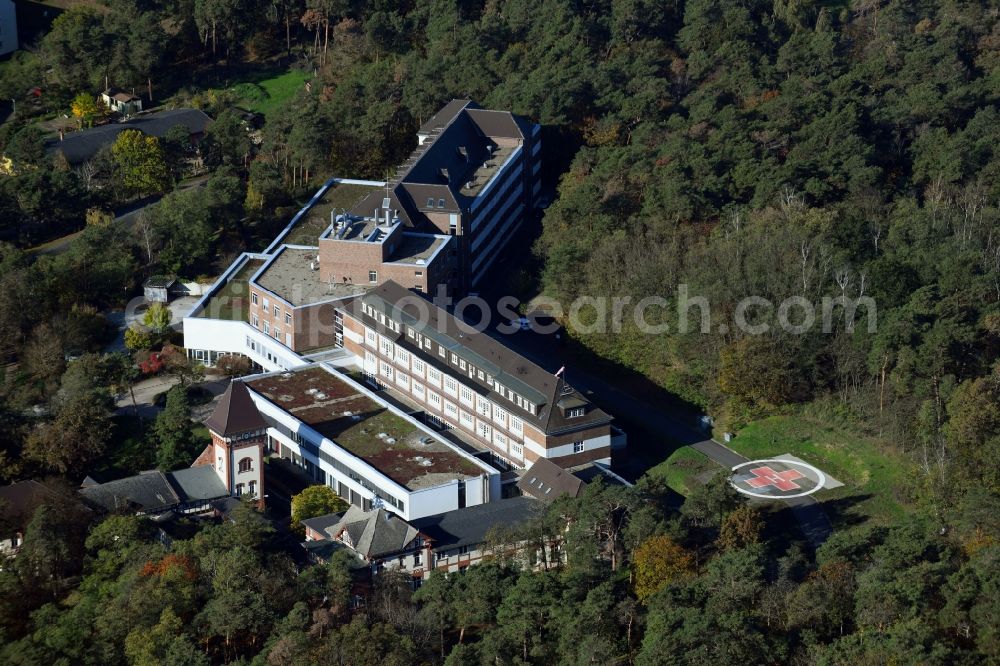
[426,197,435,208]
[437,198,446,209]
[568,407,586,418]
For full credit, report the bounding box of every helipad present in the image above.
[730,458,828,499]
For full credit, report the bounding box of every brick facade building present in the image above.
[340,281,621,470]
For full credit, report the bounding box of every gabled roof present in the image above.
[104,87,141,102]
[144,275,176,289]
[167,465,228,501]
[418,99,477,135]
[465,109,528,139]
[80,470,181,513]
[0,480,55,528]
[301,512,342,535]
[79,466,230,514]
[516,457,584,502]
[321,505,419,560]
[345,281,613,435]
[204,380,268,437]
[353,100,533,226]
[411,497,538,552]
[45,108,212,165]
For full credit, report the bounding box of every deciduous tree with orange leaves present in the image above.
[632,534,696,603]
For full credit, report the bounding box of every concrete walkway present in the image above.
[115,375,180,419]
[692,439,833,549]
[105,295,203,354]
[116,375,230,421]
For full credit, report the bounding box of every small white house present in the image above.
[101,87,143,115]
[0,0,17,57]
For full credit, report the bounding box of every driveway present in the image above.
[30,177,210,257]
[116,374,229,420]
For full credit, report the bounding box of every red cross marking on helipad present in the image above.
[745,466,804,492]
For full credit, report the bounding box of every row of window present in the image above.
[435,545,471,561]
[246,336,290,370]
[268,421,407,513]
[251,292,293,323]
[362,305,540,416]
[373,353,526,446]
[370,357,526,463]
[367,330,527,436]
[249,319,292,347]
[363,303,403,335]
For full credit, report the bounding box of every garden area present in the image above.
[224,69,310,118]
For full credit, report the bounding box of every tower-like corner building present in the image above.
[198,380,268,503]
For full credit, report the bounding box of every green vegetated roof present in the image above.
[247,366,483,489]
[197,259,265,321]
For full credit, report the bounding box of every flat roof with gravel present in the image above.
[246,366,484,490]
[388,234,446,265]
[253,247,368,307]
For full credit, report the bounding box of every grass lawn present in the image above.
[642,414,912,529]
[646,447,718,496]
[725,415,912,527]
[232,70,310,118]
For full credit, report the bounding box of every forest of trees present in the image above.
[2,474,997,664]
[0,0,998,663]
